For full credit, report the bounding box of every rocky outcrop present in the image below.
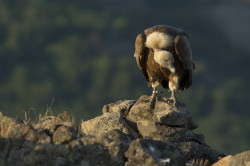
[212,150,250,166]
[0,111,131,165]
[1,95,248,165]
[81,95,225,165]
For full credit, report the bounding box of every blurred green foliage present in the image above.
[0,0,250,154]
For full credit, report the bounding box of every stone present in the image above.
[79,160,91,166]
[99,130,132,159]
[34,116,75,134]
[36,129,52,143]
[125,138,186,166]
[212,150,250,166]
[102,100,136,115]
[0,113,53,144]
[153,97,197,129]
[212,155,232,166]
[137,120,203,142]
[0,114,24,138]
[7,123,37,140]
[81,130,131,164]
[126,95,155,124]
[78,138,124,166]
[81,111,138,138]
[126,95,197,130]
[231,150,250,166]
[53,125,77,144]
[137,120,162,139]
[175,141,225,165]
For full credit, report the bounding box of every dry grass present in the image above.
[23,98,77,130]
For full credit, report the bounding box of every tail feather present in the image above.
[179,70,192,90]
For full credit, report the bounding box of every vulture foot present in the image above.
[167,90,179,108]
[167,97,178,108]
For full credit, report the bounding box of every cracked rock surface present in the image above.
[1,95,245,166]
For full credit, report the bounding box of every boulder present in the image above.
[81,100,138,138]
[53,125,77,144]
[126,95,155,124]
[80,130,131,165]
[213,150,250,166]
[153,97,197,129]
[125,138,185,166]
[102,100,136,115]
[81,95,225,165]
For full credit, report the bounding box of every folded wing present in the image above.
[174,34,194,89]
[134,33,149,82]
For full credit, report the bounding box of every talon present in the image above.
[166,90,179,108]
[167,98,174,105]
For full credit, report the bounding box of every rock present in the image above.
[126,95,154,124]
[99,130,132,159]
[78,160,91,166]
[102,100,136,115]
[125,138,186,166]
[34,115,75,134]
[153,97,197,129]
[0,114,52,143]
[175,142,225,165]
[81,95,224,165]
[80,130,131,164]
[54,157,69,166]
[7,123,37,140]
[137,120,162,139]
[212,155,232,166]
[212,150,250,166]
[81,100,138,138]
[53,125,77,144]
[0,113,24,138]
[231,150,250,166]
[76,140,124,165]
[0,96,237,165]
[36,129,52,143]
[1,113,132,166]
[0,137,70,166]
[126,96,197,129]
[137,120,204,143]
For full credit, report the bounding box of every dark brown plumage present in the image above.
[134,25,195,107]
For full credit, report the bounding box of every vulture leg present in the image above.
[149,87,158,110]
[171,90,176,103]
[167,90,178,107]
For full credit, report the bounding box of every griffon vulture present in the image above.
[134,25,195,108]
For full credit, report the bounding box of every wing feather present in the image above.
[174,35,193,70]
[134,34,149,81]
[174,34,194,89]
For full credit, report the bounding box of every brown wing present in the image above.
[174,34,194,89]
[134,33,149,81]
